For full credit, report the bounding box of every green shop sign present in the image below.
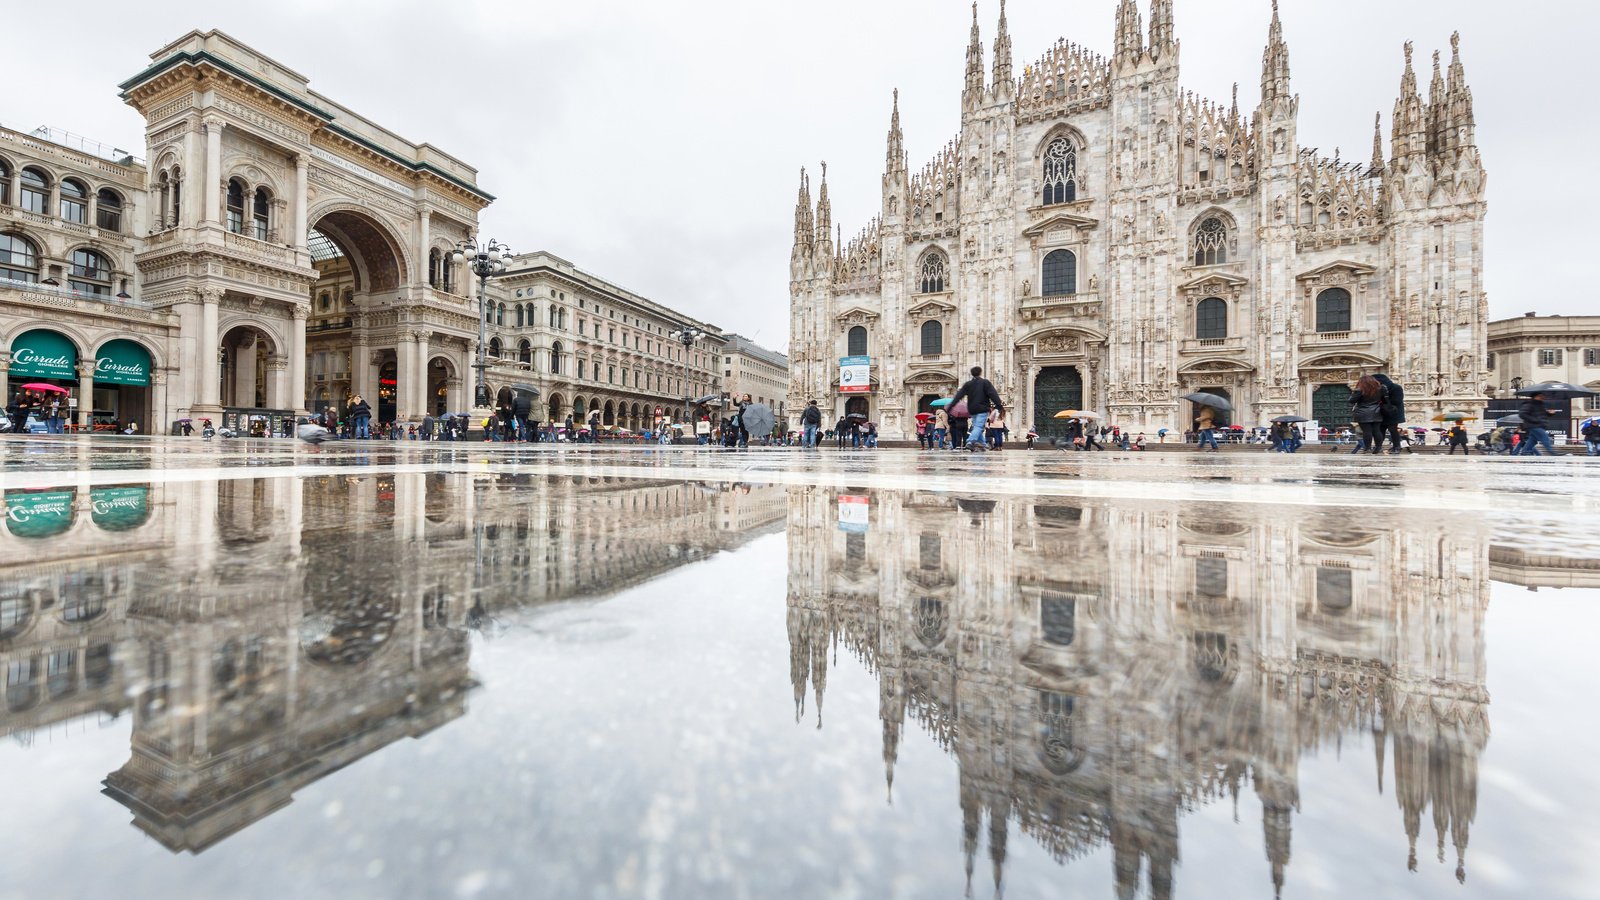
[4,491,76,539]
[95,339,152,387]
[90,486,150,531]
[9,329,78,380]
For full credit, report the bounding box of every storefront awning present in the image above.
[9,329,78,380]
[95,340,152,387]
[5,491,76,539]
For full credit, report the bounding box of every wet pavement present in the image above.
[2,436,1598,899]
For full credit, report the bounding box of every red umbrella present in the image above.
[915,412,934,421]
[20,383,69,394]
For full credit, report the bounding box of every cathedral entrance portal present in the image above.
[1194,387,1232,428]
[1033,367,1083,441]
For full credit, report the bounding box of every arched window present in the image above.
[496,303,506,326]
[1194,217,1228,266]
[225,179,245,233]
[1042,138,1078,205]
[428,248,441,288]
[515,305,524,328]
[1042,249,1077,297]
[59,179,88,224]
[0,233,40,282]
[1196,297,1227,340]
[0,160,9,205]
[847,325,868,357]
[519,340,532,364]
[69,249,111,296]
[920,320,943,355]
[20,167,49,214]
[96,189,122,232]
[488,337,503,358]
[156,172,170,229]
[319,291,331,310]
[252,187,270,240]
[169,167,182,226]
[918,250,946,294]
[551,341,563,374]
[1315,288,1352,333]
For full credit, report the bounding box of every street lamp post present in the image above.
[670,325,706,441]
[453,238,513,410]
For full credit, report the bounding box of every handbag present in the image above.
[949,399,970,418]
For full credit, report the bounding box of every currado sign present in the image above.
[9,329,78,380]
[90,486,150,531]
[94,340,152,387]
[5,491,76,539]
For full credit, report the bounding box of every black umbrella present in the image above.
[1181,392,1234,412]
[692,394,722,406]
[1271,415,1309,424]
[511,383,541,399]
[1495,414,1523,427]
[1514,382,1596,399]
[846,412,868,420]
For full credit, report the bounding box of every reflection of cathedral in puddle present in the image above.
[0,472,784,853]
[786,488,1490,898]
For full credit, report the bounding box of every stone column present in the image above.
[198,288,222,408]
[446,376,463,416]
[395,330,416,422]
[151,370,168,432]
[289,307,308,415]
[414,331,431,419]
[267,355,289,411]
[416,211,431,288]
[75,362,95,431]
[293,154,309,250]
[0,352,9,407]
[203,118,223,227]
[351,326,370,402]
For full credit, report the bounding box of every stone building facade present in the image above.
[1487,314,1600,420]
[789,1,1489,440]
[2,30,721,434]
[721,333,790,419]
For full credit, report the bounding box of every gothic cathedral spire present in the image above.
[963,2,985,111]
[814,162,833,262]
[1261,0,1291,105]
[790,167,814,276]
[1445,32,1477,160]
[1392,42,1426,162]
[1149,0,1175,60]
[991,0,1013,100]
[1114,0,1143,68]
[886,89,905,176]
[1371,112,1386,175]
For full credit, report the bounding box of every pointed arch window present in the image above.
[1042,249,1077,297]
[1042,138,1078,205]
[918,250,946,294]
[252,187,270,240]
[1196,297,1227,340]
[920,320,943,356]
[225,179,246,234]
[1315,288,1352,333]
[1194,217,1228,266]
[847,326,868,357]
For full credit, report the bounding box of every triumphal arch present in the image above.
[121,30,492,428]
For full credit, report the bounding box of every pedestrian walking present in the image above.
[1448,424,1471,455]
[1373,373,1407,454]
[800,400,822,449]
[1194,407,1220,452]
[949,366,1003,453]
[1351,375,1387,454]
[1516,392,1557,456]
[1584,419,1600,456]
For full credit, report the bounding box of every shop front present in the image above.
[92,339,153,431]
[221,408,296,438]
[7,329,79,427]
[6,331,156,432]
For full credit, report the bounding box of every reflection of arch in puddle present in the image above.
[300,592,400,666]
[0,587,35,641]
[1178,514,1249,538]
[217,479,275,546]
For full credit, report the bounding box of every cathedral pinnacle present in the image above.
[964,2,985,107]
[1392,42,1426,159]
[1114,0,1144,67]
[992,0,1013,96]
[793,166,813,248]
[815,162,833,260]
[1371,111,1385,174]
[886,89,906,176]
[1260,0,1292,105]
[1447,32,1476,139]
[1150,0,1175,59]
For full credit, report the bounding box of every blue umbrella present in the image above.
[929,398,954,408]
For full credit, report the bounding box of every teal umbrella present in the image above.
[929,398,954,408]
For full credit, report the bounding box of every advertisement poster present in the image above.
[839,356,871,394]
[838,494,870,533]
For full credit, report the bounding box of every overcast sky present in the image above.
[4,0,1589,352]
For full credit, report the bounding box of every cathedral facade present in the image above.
[788,1,1489,440]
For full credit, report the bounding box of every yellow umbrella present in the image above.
[1431,412,1476,422]
[1054,410,1101,419]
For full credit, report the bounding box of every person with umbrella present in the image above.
[1582,417,1600,456]
[1516,391,1556,456]
[1448,423,1471,455]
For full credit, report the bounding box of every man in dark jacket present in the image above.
[1517,392,1555,456]
[511,392,534,441]
[1373,373,1407,453]
[1583,419,1600,456]
[349,395,372,439]
[950,366,1004,452]
[800,400,823,449]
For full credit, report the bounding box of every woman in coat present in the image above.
[1350,375,1387,455]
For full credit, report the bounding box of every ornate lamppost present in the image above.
[670,325,706,436]
[453,238,512,409]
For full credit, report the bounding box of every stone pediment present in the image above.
[1022,213,1100,238]
[905,369,958,386]
[1296,260,1377,282]
[1178,272,1250,297]
[835,307,880,329]
[1300,352,1387,369]
[1016,325,1108,356]
[1179,357,1256,375]
[907,298,956,320]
